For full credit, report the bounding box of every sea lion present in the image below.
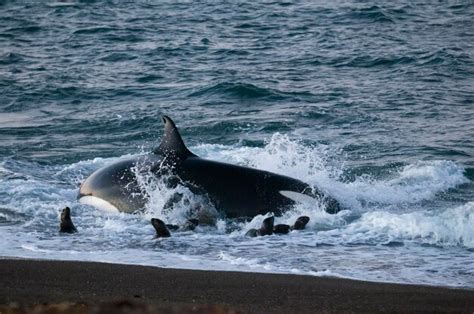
[151,218,171,238]
[246,216,311,237]
[59,206,77,233]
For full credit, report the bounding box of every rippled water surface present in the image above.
[1,1,473,288]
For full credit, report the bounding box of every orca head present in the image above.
[78,157,158,213]
[78,116,194,214]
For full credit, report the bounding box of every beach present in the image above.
[1,259,473,313]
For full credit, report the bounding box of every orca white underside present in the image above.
[79,196,120,214]
[279,190,316,204]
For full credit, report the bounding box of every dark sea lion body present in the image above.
[246,216,311,237]
[246,216,275,237]
[59,207,77,233]
[151,218,170,238]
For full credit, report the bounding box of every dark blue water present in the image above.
[1,1,473,288]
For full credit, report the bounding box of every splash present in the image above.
[338,202,474,248]
[328,160,468,210]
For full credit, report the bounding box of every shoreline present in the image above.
[1,258,474,313]
[2,255,472,291]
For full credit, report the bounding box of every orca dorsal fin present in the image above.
[153,116,195,157]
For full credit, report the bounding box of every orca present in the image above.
[78,116,341,218]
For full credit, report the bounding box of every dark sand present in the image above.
[1,259,473,313]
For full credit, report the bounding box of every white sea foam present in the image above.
[335,160,468,207]
[337,202,474,248]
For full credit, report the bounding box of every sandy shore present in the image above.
[1,259,473,313]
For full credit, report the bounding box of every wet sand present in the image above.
[1,259,473,313]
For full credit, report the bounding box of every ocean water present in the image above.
[1,1,473,288]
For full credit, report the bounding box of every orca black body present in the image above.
[78,116,341,218]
